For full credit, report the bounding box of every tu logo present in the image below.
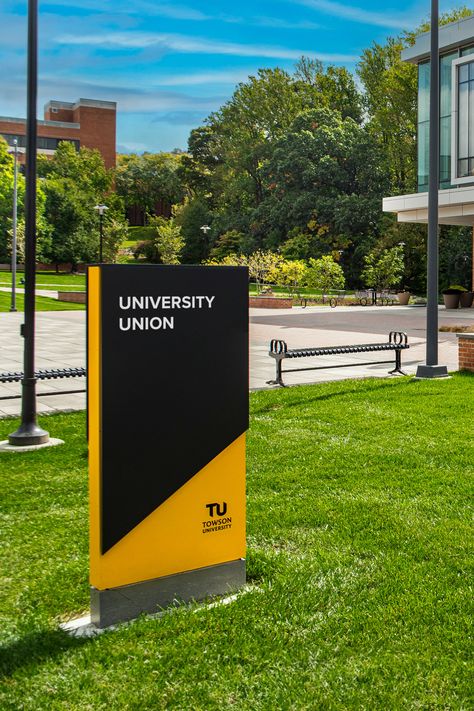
[205,502,227,517]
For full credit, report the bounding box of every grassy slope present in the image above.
[0,376,473,709]
[0,292,84,312]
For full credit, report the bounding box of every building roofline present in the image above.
[0,115,80,129]
[45,98,117,112]
[402,15,474,63]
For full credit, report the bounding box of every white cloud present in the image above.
[253,16,323,30]
[291,0,417,29]
[56,31,358,63]
[25,0,210,21]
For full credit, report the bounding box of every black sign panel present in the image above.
[98,265,248,553]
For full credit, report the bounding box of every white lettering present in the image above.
[149,295,161,309]
[132,296,144,310]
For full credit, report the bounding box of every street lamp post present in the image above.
[10,138,18,313]
[200,224,211,256]
[94,204,108,263]
[9,0,50,445]
[415,0,449,379]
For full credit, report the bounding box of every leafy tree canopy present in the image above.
[255,108,388,258]
[116,152,185,217]
[38,142,124,266]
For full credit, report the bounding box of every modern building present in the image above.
[0,98,116,169]
[383,16,474,288]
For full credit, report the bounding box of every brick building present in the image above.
[0,98,116,169]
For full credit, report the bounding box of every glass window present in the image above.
[418,121,429,191]
[457,60,474,179]
[440,52,457,119]
[417,54,458,191]
[418,61,430,123]
[440,115,451,186]
[461,45,474,56]
[0,133,26,148]
[0,133,79,152]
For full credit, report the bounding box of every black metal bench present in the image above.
[0,367,86,401]
[300,291,347,308]
[267,331,409,387]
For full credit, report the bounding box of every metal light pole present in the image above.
[10,139,18,313]
[94,204,108,262]
[416,0,449,379]
[9,0,50,445]
[200,224,211,256]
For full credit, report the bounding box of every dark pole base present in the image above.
[8,422,50,446]
[415,364,450,379]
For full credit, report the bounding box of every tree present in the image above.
[116,152,185,219]
[38,142,125,266]
[103,219,129,263]
[242,250,283,292]
[362,246,405,291]
[0,138,17,261]
[185,63,363,239]
[271,259,307,296]
[204,253,245,267]
[255,108,388,270]
[209,230,248,260]
[294,58,362,122]
[357,37,417,196]
[152,218,185,265]
[174,198,212,263]
[0,137,50,263]
[306,255,345,293]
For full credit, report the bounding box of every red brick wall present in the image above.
[458,335,474,371]
[57,291,86,304]
[44,107,74,122]
[76,105,116,169]
[0,119,81,164]
[249,296,293,309]
[0,103,116,169]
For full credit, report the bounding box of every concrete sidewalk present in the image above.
[0,286,59,298]
[0,305,472,417]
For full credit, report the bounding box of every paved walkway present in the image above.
[0,305,473,417]
[0,286,58,298]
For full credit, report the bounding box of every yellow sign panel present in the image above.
[87,265,248,594]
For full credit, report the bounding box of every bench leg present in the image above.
[266,357,286,387]
[389,349,408,376]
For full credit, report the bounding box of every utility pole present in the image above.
[416,0,449,379]
[10,139,18,313]
[94,204,108,262]
[9,0,50,445]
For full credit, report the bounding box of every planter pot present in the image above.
[443,293,460,309]
[459,291,474,308]
[397,291,410,306]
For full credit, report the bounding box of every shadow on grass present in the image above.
[253,378,405,414]
[0,628,89,678]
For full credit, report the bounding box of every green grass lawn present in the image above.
[0,272,86,292]
[1,376,473,709]
[0,291,84,312]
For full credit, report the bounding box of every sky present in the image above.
[0,1,464,154]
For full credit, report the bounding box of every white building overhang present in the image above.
[383,186,474,226]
